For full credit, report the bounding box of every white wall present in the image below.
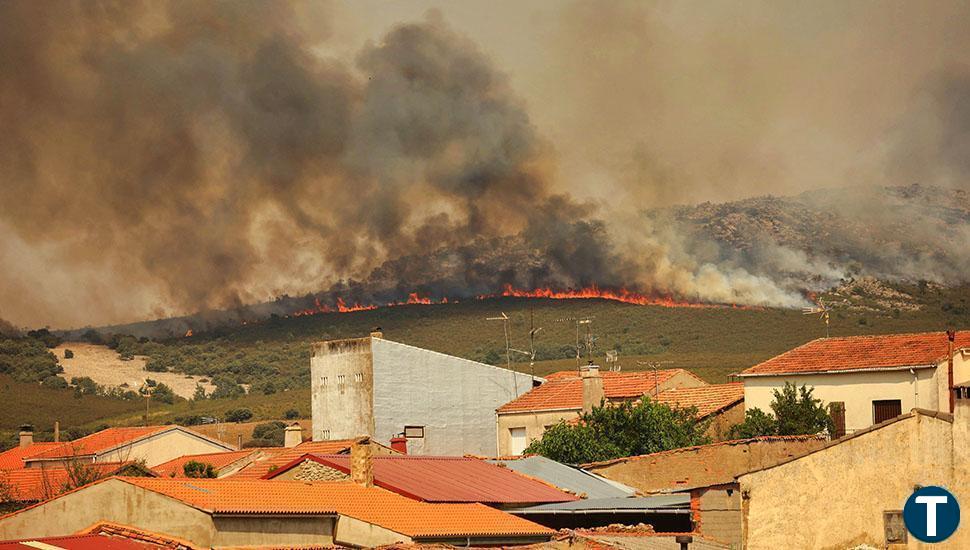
[311,338,376,441]
[98,429,232,467]
[371,338,535,456]
[743,367,940,433]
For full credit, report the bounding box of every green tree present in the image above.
[151,383,176,405]
[728,382,834,438]
[284,408,300,420]
[225,408,253,423]
[192,384,207,401]
[183,460,217,478]
[525,398,710,464]
[63,349,74,359]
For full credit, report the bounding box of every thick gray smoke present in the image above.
[2,1,969,330]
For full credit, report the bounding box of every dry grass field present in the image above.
[54,343,214,399]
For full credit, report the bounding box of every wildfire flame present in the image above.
[285,283,745,319]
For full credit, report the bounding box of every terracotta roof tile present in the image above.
[26,427,172,461]
[739,331,970,376]
[0,462,135,502]
[0,443,61,470]
[267,455,577,504]
[0,533,163,549]
[152,450,257,478]
[656,383,744,417]
[226,439,372,479]
[79,521,198,549]
[119,477,553,538]
[497,369,695,413]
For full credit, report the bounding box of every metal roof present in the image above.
[508,494,691,514]
[269,454,577,504]
[0,533,161,549]
[487,456,637,499]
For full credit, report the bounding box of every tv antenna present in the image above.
[605,350,620,372]
[556,316,594,371]
[802,299,832,338]
[636,360,673,399]
[487,312,519,396]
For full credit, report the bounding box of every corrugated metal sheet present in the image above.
[508,494,690,513]
[487,456,636,499]
[0,534,160,549]
[285,455,577,504]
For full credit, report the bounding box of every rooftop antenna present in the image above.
[637,360,673,399]
[606,350,620,372]
[487,312,518,396]
[802,298,832,338]
[556,316,594,371]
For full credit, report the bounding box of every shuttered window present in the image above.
[873,399,902,424]
[509,427,527,455]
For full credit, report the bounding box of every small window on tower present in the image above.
[404,425,425,439]
[337,374,346,384]
[354,372,363,383]
[321,376,328,387]
[321,429,331,439]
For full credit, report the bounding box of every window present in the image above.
[509,427,527,455]
[354,372,363,383]
[404,425,425,439]
[337,374,346,385]
[320,429,331,439]
[321,376,328,387]
[873,399,902,424]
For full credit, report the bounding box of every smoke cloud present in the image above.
[1,1,969,329]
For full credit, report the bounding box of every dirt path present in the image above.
[54,342,214,399]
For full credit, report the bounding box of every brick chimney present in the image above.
[350,437,374,487]
[390,435,407,454]
[284,423,302,448]
[581,365,605,413]
[18,425,33,448]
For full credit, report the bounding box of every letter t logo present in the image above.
[916,495,949,537]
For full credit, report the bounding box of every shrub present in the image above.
[284,408,300,420]
[63,349,74,359]
[728,383,834,438]
[225,408,253,423]
[183,460,217,478]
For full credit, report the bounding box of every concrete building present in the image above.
[495,366,741,456]
[311,332,537,455]
[0,477,554,547]
[582,436,826,548]
[737,402,970,549]
[738,330,970,435]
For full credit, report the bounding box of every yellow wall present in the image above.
[335,514,409,547]
[743,367,940,433]
[739,410,967,549]
[98,429,233,467]
[496,370,709,456]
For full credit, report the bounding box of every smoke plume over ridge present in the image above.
[1,1,969,329]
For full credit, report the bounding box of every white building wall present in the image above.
[310,338,376,441]
[371,338,535,456]
[743,367,941,433]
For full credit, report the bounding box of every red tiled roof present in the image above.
[0,462,136,502]
[79,521,197,549]
[26,427,172,461]
[656,383,744,417]
[266,455,577,504]
[225,439,371,479]
[497,369,699,413]
[152,450,256,478]
[118,477,553,538]
[0,443,61,470]
[739,331,970,377]
[0,533,163,549]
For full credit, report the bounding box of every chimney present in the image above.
[581,365,605,414]
[18,425,33,448]
[390,435,408,454]
[370,327,383,339]
[53,421,59,443]
[284,423,303,448]
[350,437,374,487]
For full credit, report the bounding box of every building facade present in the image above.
[739,331,970,435]
[311,333,536,456]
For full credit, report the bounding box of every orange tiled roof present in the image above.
[79,521,199,549]
[152,450,256,478]
[227,439,367,479]
[656,382,744,417]
[0,443,61,470]
[119,477,553,538]
[26,427,172,461]
[739,331,970,377]
[0,462,134,502]
[497,369,699,413]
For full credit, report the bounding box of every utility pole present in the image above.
[637,360,673,399]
